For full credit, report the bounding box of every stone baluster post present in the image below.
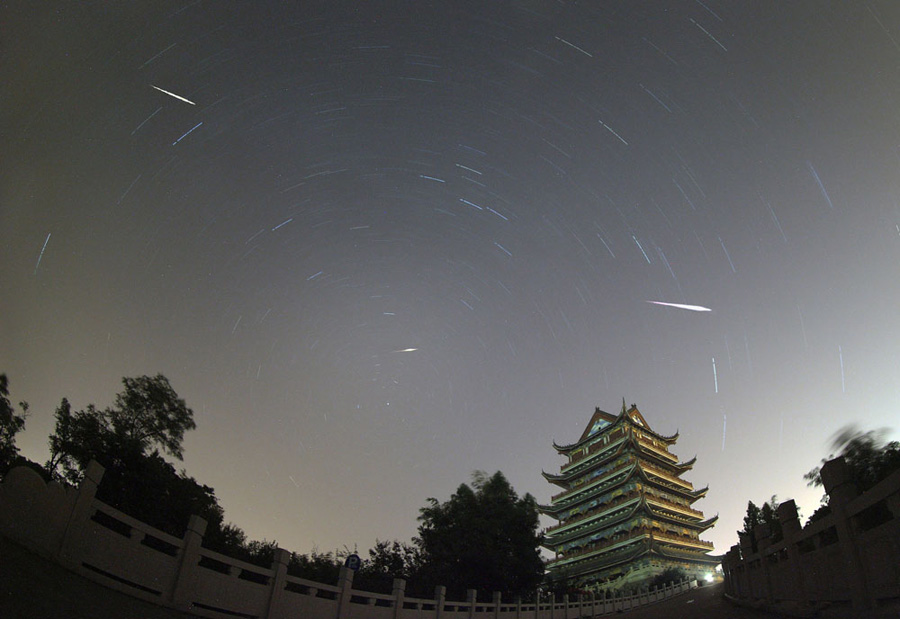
[467,589,477,619]
[821,457,872,612]
[335,566,355,619]
[435,585,446,619]
[264,548,291,619]
[493,591,501,619]
[170,514,208,611]
[753,522,773,602]
[391,577,406,619]
[776,499,807,604]
[57,460,105,569]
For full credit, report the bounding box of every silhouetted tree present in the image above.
[287,549,341,582]
[355,539,423,594]
[416,470,544,599]
[47,374,195,483]
[0,374,29,477]
[738,496,781,553]
[43,374,224,538]
[804,424,900,494]
[802,425,900,527]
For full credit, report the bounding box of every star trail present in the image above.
[3,1,900,558]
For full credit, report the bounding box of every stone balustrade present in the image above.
[1,461,700,618]
[721,457,900,614]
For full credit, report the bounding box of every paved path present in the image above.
[612,583,776,619]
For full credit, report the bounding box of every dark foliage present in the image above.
[43,375,224,538]
[738,496,782,553]
[287,550,342,583]
[416,470,544,599]
[47,374,195,484]
[0,374,29,477]
[650,567,687,589]
[804,425,900,495]
[354,539,422,594]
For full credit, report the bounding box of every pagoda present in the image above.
[540,402,719,589]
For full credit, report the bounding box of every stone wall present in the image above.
[722,457,900,614]
[1,461,697,618]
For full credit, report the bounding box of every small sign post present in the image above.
[344,553,361,572]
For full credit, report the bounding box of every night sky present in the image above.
[3,1,900,561]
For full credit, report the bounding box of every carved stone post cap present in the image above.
[187,514,208,535]
[821,457,858,497]
[467,589,477,602]
[339,565,355,583]
[392,577,406,592]
[434,585,446,597]
[272,547,291,565]
[776,499,799,522]
[84,460,106,484]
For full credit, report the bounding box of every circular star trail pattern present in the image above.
[3,1,900,557]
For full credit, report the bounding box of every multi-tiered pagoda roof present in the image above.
[540,403,719,588]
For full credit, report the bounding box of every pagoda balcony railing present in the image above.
[645,495,704,519]
[561,437,625,472]
[653,531,714,550]
[549,459,634,502]
[547,528,713,567]
[547,527,652,566]
[543,492,640,535]
[544,492,704,540]
[640,461,694,490]
[636,436,678,462]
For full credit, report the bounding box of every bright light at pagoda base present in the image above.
[704,573,714,583]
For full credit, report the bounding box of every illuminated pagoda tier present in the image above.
[540,402,719,589]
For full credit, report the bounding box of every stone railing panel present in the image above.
[189,546,275,617]
[858,516,900,598]
[78,501,182,600]
[0,466,76,558]
[723,460,900,613]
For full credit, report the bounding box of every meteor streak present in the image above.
[395,348,418,352]
[151,85,196,105]
[647,301,712,312]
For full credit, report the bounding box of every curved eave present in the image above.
[673,456,697,471]
[547,537,651,573]
[657,430,679,444]
[644,501,711,528]
[651,541,719,564]
[542,470,569,487]
[544,499,643,547]
[686,485,709,501]
[553,409,631,453]
[697,514,718,531]
[555,439,631,482]
[543,463,640,514]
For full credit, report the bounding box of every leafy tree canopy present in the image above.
[0,374,29,477]
[804,424,900,495]
[47,374,195,483]
[43,374,217,538]
[416,470,544,599]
